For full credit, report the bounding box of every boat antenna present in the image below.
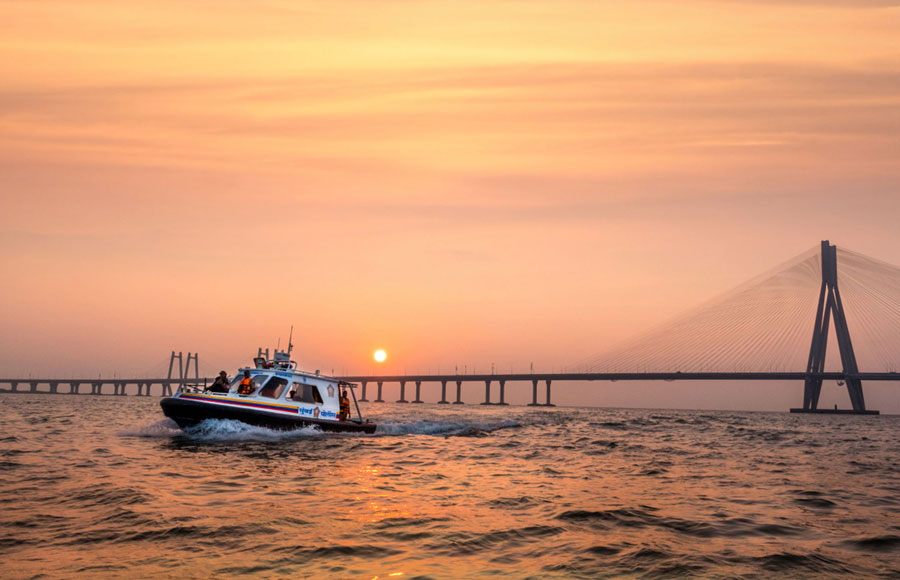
[288,325,294,356]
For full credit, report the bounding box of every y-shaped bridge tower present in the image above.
[799,240,866,413]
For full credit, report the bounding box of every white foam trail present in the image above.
[375,419,520,436]
[118,419,183,438]
[182,419,323,442]
[122,417,520,441]
[119,418,323,441]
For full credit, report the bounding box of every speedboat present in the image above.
[160,344,376,434]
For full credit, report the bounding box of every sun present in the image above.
[373,349,387,363]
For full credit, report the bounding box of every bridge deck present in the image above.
[1,373,895,411]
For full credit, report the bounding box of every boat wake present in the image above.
[182,418,325,441]
[118,419,183,438]
[123,416,521,441]
[121,418,324,441]
[375,418,521,437]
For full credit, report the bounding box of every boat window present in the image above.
[289,382,323,404]
[259,377,288,399]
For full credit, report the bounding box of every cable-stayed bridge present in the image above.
[2,241,900,413]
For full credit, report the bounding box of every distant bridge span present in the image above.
[0,373,896,413]
[334,372,895,412]
[0,378,204,397]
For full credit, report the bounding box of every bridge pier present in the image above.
[49,381,59,394]
[162,382,173,397]
[545,379,555,407]
[375,381,384,403]
[453,380,464,404]
[397,381,409,403]
[412,381,423,403]
[10,381,18,392]
[359,381,368,402]
[69,382,81,395]
[497,380,508,405]
[438,380,449,404]
[481,380,492,405]
[92,382,102,395]
[528,379,539,406]
[30,381,39,393]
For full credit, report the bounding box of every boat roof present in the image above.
[241,362,355,386]
[238,344,357,387]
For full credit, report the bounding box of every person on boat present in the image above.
[237,370,256,395]
[339,389,351,421]
[208,371,230,393]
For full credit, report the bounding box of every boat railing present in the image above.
[177,381,208,394]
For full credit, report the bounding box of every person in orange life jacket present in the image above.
[237,370,256,395]
[339,389,351,421]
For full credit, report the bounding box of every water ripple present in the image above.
[1,395,899,579]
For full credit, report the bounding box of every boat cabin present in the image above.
[225,366,347,420]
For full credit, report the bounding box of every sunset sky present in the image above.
[2,1,899,410]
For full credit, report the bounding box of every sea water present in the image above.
[1,393,899,579]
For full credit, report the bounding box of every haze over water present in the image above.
[2,394,899,579]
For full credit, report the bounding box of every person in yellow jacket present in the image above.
[237,370,256,395]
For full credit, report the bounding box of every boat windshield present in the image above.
[229,374,269,392]
[259,377,288,399]
[289,382,323,404]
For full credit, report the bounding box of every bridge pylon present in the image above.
[799,240,868,413]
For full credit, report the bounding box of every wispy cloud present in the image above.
[3,61,897,192]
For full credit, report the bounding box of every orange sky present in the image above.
[2,1,900,409]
